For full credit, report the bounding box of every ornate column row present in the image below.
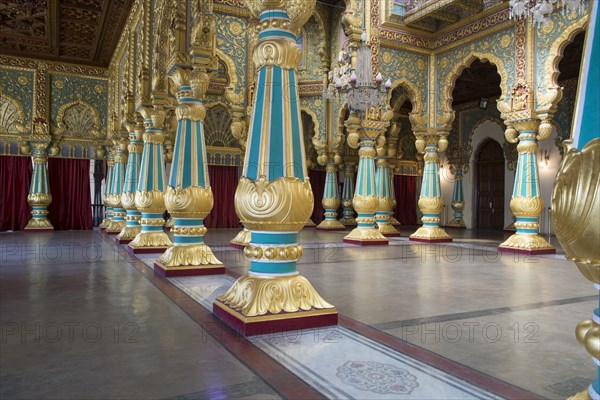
[214,0,336,336]
[316,159,345,230]
[340,162,356,225]
[105,133,128,234]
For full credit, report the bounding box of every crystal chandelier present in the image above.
[323,32,392,113]
[509,0,585,27]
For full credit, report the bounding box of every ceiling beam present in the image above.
[90,0,111,62]
[49,0,59,56]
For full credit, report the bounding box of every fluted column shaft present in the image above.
[500,119,554,253]
[25,138,53,231]
[99,153,114,229]
[410,135,452,242]
[116,122,143,242]
[105,138,128,233]
[340,163,356,225]
[128,110,172,252]
[448,166,465,228]
[316,161,345,230]
[375,154,400,236]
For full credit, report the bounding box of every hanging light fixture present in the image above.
[323,32,392,113]
[509,0,585,27]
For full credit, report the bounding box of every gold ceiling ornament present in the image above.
[243,0,316,32]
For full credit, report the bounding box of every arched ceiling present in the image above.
[0,0,135,67]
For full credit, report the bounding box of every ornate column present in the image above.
[128,107,173,254]
[24,121,53,231]
[340,162,356,225]
[116,120,143,243]
[214,0,336,336]
[447,165,466,228]
[386,120,401,227]
[316,159,345,230]
[499,117,555,254]
[99,148,114,230]
[343,109,390,245]
[409,132,452,242]
[498,81,554,253]
[154,67,223,276]
[375,132,400,237]
[105,133,128,234]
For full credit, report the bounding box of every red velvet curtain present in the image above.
[204,165,239,228]
[309,169,326,224]
[47,158,92,230]
[0,156,32,231]
[393,175,418,226]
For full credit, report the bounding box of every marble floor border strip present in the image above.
[371,295,598,330]
[100,234,326,400]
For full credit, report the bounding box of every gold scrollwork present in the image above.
[165,186,214,218]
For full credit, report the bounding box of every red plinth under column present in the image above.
[409,237,453,243]
[153,262,225,277]
[229,242,246,249]
[343,238,389,246]
[381,232,402,237]
[24,228,54,232]
[127,246,169,255]
[498,246,556,255]
[115,238,133,245]
[213,300,338,337]
[316,227,347,231]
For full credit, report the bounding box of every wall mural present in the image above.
[301,96,326,142]
[0,67,34,132]
[215,12,248,104]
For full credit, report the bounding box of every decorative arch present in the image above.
[300,107,321,143]
[441,53,509,125]
[215,48,239,93]
[0,92,27,135]
[311,7,328,67]
[204,102,237,148]
[55,100,102,138]
[538,16,588,109]
[386,79,423,113]
[467,115,506,163]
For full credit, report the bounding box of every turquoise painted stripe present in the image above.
[174,236,204,245]
[144,213,163,219]
[259,29,297,41]
[288,70,305,181]
[520,217,538,222]
[142,225,163,232]
[178,97,202,103]
[170,121,183,187]
[175,218,203,226]
[517,228,538,234]
[146,144,155,189]
[196,120,209,187]
[245,68,266,180]
[268,66,284,181]
[252,232,296,245]
[183,122,193,187]
[259,10,288,20]
[250,261,297,274]
[573,0,600,149]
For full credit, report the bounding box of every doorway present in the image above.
[475,139,505,230]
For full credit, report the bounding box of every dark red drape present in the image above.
[308,169,326,224]
[204,165,239,229]
[47,158,92,230]
[0,156,32,231]
[393,175,418,226]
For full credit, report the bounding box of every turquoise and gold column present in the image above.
[105,134,128,234]
[317,160,345,230]
[99,148,114,230]
[410,133,452,242]
[447,165,466,228]
[128,107,173,253]
[214,0,336,336]
[499,118,554,254]
[116,121,143,243]
[154,67,223,276]
[552,2,599,397]
[375,137,400,237]
[24,122,53,231]
[340,162,356,225]
[343,110,389,245]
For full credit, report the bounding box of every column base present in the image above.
[316,219,346,230]
[567,388,592,400]
[116,226,141,244]
[230,229,251,249]
[498,233,556,254]
[343,227,389,246]
[98,219,111,230]
[214,273,337,336]
[409,226,453,243]
[340,217,357,226]
[164,217,174,232]
[390,217,402,226]
[377,223,402,237]
[24,218,54,231]
[504,222,516,232]
[105,220,126,235]
[154,243,223,277]
[127,231,173,254]
[446,219,466,229]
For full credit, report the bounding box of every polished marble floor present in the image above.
[0,227,595,399]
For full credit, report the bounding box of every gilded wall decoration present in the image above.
[299,16,325,82]
[204,104,239,148]
[553,77,577,153]
[0,92,27,136]
[535,8,588,110]
[397,115,418,162]
[301,96,325,142]
[433,8,511,50]
[435,26,516,127]
[215,12,248,103]
[50,74,109,134]
[0,66,35,131]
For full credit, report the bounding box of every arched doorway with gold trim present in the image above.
[475,138,505,230]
